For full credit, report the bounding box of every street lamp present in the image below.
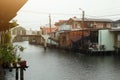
[79,8,85,49]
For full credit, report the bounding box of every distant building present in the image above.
[26,29,33,35]
[11,26,26,35]
[11,26,26,42]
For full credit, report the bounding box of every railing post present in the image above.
[16,68,19,80]
[20,68,24,80]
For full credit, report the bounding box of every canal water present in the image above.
[5,41,120,80]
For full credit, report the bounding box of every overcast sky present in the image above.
[14,0,120,30]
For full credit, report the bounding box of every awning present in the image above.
[0,0,27,31]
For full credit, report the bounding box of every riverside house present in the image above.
[54,17,113,51]
[91,26,120,54]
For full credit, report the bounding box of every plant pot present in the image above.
[20,60,26,67]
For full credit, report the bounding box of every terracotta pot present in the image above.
[20,60,26,67]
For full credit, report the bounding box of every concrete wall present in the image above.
[98,29,114,51]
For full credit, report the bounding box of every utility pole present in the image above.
[79,8,85,49]
[82,10,85,30]
[49,14,52,47]
[82,10,85,48]
[49,14,51,34]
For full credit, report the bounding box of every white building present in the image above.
[98,29,114,51]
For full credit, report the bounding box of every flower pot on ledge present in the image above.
[20,60,26,67]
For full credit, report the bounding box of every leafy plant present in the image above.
[0,44,25,67]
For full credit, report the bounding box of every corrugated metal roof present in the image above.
[71,17,113,22]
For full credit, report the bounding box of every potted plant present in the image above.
[0,44,25,68]
[20,60,26,67]
[0,45,15,68]
[0,27,25,68]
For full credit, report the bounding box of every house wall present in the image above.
[59,30,89,48]
[98,29,114,51]
[107,23,111,28]
[71,21,111,29]
[96,23,103,28]
[58,24,71,30]
[89,22,111,29]
[73,22,81,29]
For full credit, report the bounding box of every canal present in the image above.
[5,41,120,80]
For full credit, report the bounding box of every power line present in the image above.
[19,10,49,15]
[20,10,81,15]
[18,10,120,21]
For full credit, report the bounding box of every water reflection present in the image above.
[5,41,120,80]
